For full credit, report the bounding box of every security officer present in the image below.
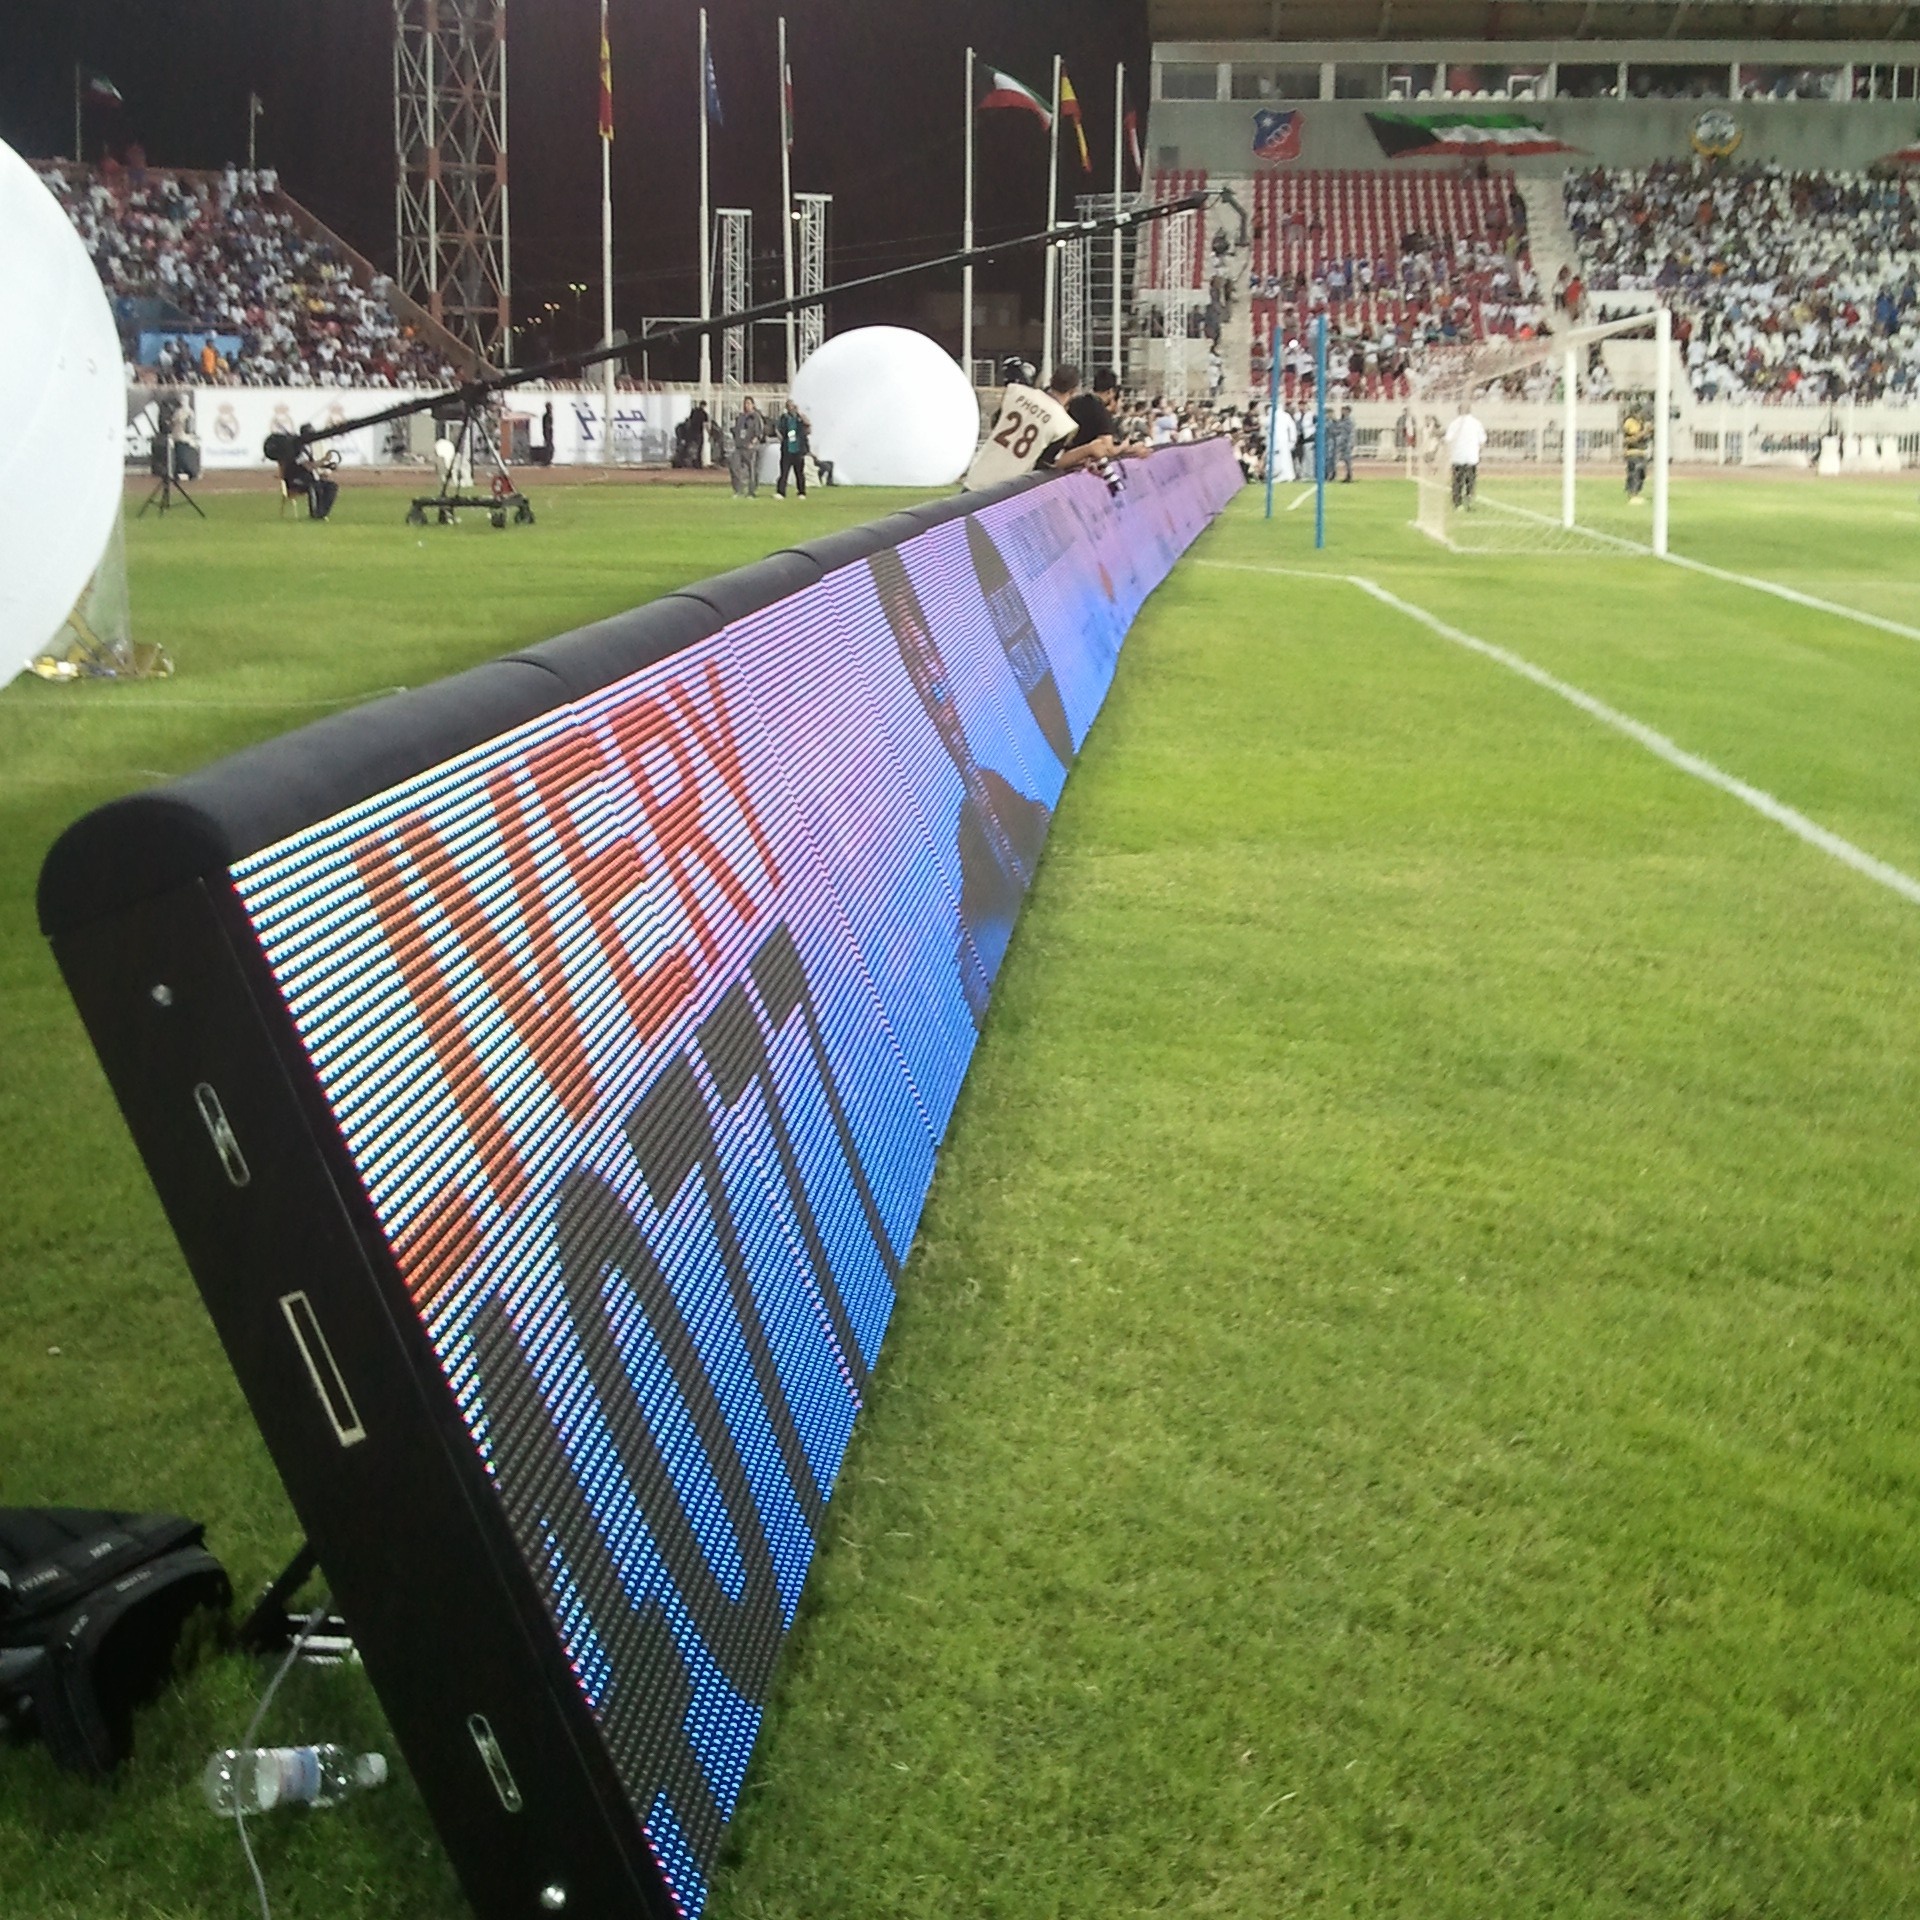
[1328,404,1356,483]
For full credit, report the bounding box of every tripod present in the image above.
[138,438,205,519]
[406,399,534,529]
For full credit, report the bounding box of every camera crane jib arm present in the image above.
[296,190,1215,452]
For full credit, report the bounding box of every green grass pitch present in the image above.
[3,471,1918,1917]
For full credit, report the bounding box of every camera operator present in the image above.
[151,392,201,483]
[264,430,340,521]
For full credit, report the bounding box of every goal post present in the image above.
[1412,306,1672,557]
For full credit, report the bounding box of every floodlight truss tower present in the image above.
[1159,205,1197,406]
[1076,191,1132,381]
[795,193,831,366]
[717,208,752,394]
[1059,229,1088,373]
[393,0,511,367]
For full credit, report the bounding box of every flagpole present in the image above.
[780,15,796,381]
[600,0,616,465]
[1042,54,1060,379]
[698,7,712,415]
[962,46,975,386]
[248,93,259,171]
[1111,64,1125,385]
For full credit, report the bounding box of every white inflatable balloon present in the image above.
[790,326,979,487]
[0,140,127,679]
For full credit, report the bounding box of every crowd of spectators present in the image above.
[1563,160,1920,404]
[1249,232,1543,400]
[36,160,459,390]
[1112,396,1320,483]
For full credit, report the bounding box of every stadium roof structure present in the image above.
[1150,1,1920,41]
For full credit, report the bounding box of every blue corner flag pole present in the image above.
[1263,334,1281,520]
[1314,312,1328,551]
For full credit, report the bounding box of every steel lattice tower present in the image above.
[716,208,752,393]
[394,0,512,367]
[794,194,831,367]
[1059,230,1088,373]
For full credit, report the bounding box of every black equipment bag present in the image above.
[0,1508,231,1776]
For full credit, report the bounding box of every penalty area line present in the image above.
[1659,548,1920,648]
[1460,495,1920,645]
[1348,574,1920,911]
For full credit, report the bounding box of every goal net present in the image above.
[1410,307,1671,557]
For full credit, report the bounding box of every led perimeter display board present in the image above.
[40,444,1242,1920]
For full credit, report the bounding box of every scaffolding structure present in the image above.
[1158,205,1200,407]
[393,0,511,366]
[716,207,752,394]
[1077,190,1135,383]
[795,193,831,368]
[1059,229,1088,375]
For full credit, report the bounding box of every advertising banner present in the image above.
[128,384,699,469]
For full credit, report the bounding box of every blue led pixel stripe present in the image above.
[230,446,1242,1918]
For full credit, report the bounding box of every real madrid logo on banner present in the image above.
[1690,107,1742,159]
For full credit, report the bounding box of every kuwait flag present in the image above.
[1366,111,1575,159]
[975,59,1051,129]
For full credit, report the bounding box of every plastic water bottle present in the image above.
[202,1745,388,1816]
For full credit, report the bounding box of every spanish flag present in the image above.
[597,1,613,139]
[1060,70,1091,172]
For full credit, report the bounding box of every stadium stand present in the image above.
[1563,162,1920,404]
[33,160,466,390]
[1241,169,1542,401]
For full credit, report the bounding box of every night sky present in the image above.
[4,0,1152,375]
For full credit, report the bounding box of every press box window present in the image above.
[1159,64,1223,102]
[1231,65,1321,102]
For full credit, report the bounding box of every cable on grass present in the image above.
[228,1601,333,1920]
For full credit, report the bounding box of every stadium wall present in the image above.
[39,442,1243,1920]
[1278,399,1920,468]
[1148,97,1920,174]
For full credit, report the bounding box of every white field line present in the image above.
[1463,492,1650,554]
[1197,560,1342,583]
[1460,492,1920,645]
[1346,574,1920,909]
[1660,548,1920,646]
[1200,558,1920,909]
[1407,491,1628,555]
[1286,487,1316,513]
